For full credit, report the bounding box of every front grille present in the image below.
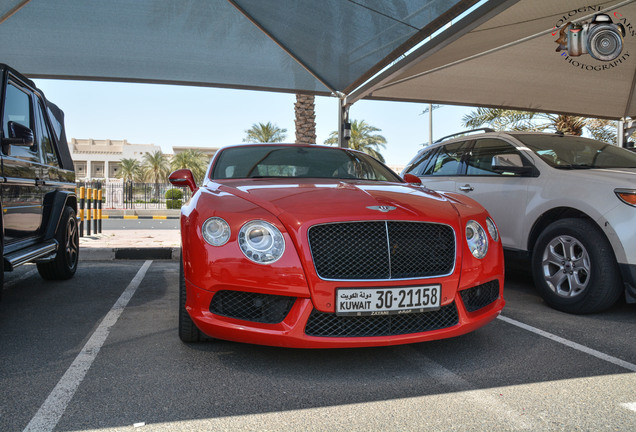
[308,221,455,280]
[460,280,500,312]
[305,303,459,337]
[210,291,295,324]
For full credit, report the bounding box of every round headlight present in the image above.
[466,220,489,259]
[239,220,285,264]
[486,217,499,242]
[202,217,231,246]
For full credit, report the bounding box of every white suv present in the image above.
[403,129,636,314]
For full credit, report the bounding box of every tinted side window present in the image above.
[2,81,40,162]
[423,141,468,176]
[404,148,438,176]
[466,139,525,176]
[35,99,59,167]
[3,82,31,133]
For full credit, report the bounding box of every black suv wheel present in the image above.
[37,206,79,280]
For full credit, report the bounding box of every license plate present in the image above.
[336,285,441,316]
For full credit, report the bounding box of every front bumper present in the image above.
[185,279,505,348]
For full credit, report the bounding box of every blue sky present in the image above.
[33,79,476,167]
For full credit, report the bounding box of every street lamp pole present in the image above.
[421,104,441,145]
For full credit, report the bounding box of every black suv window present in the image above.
[2,81,40,163]
[467,139,527,176]
[35,98,59,167]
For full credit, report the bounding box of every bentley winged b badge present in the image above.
[367,205,397,213]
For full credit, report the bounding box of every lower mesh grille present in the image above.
[460,280,500,312]
[305,303,459,337]
[210,291,295,324]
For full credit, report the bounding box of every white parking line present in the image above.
[407,349,535,429]
[498,315,636,372]
[23,260,153,432]
[621,402,636,413]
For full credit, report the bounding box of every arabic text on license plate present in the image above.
[336,285,441,316]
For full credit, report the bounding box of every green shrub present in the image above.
[165,188,183,200]
[166,199,182,209]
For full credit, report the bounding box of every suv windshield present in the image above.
[516,134,636,169]
[212,145,402,182]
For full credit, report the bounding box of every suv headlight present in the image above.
[239,220,285,264]
[466,220,489,259]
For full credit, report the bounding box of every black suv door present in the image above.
[1,77,43,245]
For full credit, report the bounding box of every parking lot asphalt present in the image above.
[1,258,635,431]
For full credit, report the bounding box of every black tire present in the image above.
[531,218,623,314]
[37,206,79,280]
[0,234,4,301]
[179,253,206,342]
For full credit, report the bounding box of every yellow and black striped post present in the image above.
[86,187,92,236]
[79,186,85,237]
[93,188,98,234]
[97,189,103,233]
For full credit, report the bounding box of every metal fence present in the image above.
[76,181,192,209]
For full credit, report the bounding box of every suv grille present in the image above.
[210,291,295,324]
[305,303,459,337]
[308,221,455,280]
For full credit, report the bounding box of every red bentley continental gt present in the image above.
[169,144,505,348]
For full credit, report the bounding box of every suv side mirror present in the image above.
[492,154,533,176]
[2,121,34,150]
[169,168,197,193]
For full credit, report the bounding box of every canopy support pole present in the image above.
[338,96,351,148]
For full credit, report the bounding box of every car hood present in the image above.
[214,179,461,227]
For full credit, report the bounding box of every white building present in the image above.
[70,138,163,181]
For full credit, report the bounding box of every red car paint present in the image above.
[171,144,504,348]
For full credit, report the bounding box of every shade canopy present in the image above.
[0,0,480,95]
[2,0,635,121]
[356,0,636,120]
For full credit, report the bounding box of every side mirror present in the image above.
[491,154,533,176]
[2,121,34,149]
[403,173,422,184]
[169,169,197,193]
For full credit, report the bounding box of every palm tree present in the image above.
[243,122,287,143]
[462,108,617,143]
[324,119,387,162]
[117,158,143,183]
[142,150,170,199]
[294,94,316,144]
[171,149,209,183]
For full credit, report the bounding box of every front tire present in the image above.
[532,218,622,314]
[179,253,206,342]
[37,206,79,280]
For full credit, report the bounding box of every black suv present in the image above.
[0,64,78,296]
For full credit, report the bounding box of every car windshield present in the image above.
[516,134,636,169]
[211,145,402,182]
